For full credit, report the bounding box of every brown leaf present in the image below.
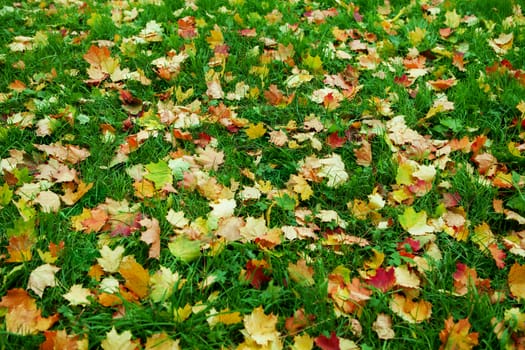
[140,217,161,259]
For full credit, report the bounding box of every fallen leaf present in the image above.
[288,259,315,286]
[242,306,281,346]
[399,207,435,235]
[509,263,525,300]
[390,293,432,323]
[439,317,479,350]
[140,217,161,259]
[373,313,395,340]
[314,332,339,350]
[118,255,150,299]
[245,122,267,139]
[0,289,59,335]
[63,284,92,306]
[101,327,137,350]
[97,245,125,273]
[145,333,180,350]
[28,264,60,298]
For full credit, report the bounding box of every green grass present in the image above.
[1,0,525,349]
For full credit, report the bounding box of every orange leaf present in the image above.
[509,263,525,300]
[40,330,86,350]
[118,255,150,299]
[83,45,111,67]
[390,293,432,323]
[6,234,33,262]
[439,317,479,350]
[0,289,59,335]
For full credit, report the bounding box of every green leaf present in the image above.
[275,193,297,211]
[398,207,435,235]
[144,160,172,190]
[0,182,13,207]
[168,236,201,262]
[168,158,190,180]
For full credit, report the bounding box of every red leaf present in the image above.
[314,332,340,350]
[327,132,346,148]
[245,259,271,289]
[367,267,396,292]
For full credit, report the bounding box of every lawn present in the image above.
[1,0,525,349]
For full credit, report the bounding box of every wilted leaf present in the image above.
[168,236,201,262]
[373,313,395,340]
[314,332,339,350]
[399,207,435,235]
[28,264,60,297]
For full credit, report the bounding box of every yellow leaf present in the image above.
[408,27,426,46]
[118,255,150,299]
[245,122,266,139]
[206,24,224,48]
[174,303,192,322]
[444,10,461,28]
[242,306,281,346]
[509,263,525,300]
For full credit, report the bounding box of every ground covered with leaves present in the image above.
[1,0,525,349]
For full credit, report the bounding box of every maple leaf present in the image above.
[40,330,88,350]
[28,263,60,297]
[206,79,224,99]
[291,333,314,350]
[101,327,138,350]
[354,139,372,166]
[245,122,267,139]
[118,255,150,299]
[6,233,34,262]
[326,132,346,148]
[509,263,525,300]
[34,190,61,213]
[242,306,281,346]
[63,284,92,306]
[398,207,435,235]
[285,308,315,335]
[149,266,181,302]
[145,333,180,350]
[0,288,59,335]
[240,216,268,241]
[139,217,161,259]
[206,24,224,49]
[328,271,372,314]
[244,259,272,289]
[318,153,349,187]
[168,236,201,262]
[314,332,340,350]
[439,317,479,350]
[34,142,90,164]
[264,84,294,106]
[366,267,396,292]
[195,146,225,171]
[97,245,125,273]
[390,293,432,323]
[372,313,395,340]
[207,308,243,328]
[288,259,315,286]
